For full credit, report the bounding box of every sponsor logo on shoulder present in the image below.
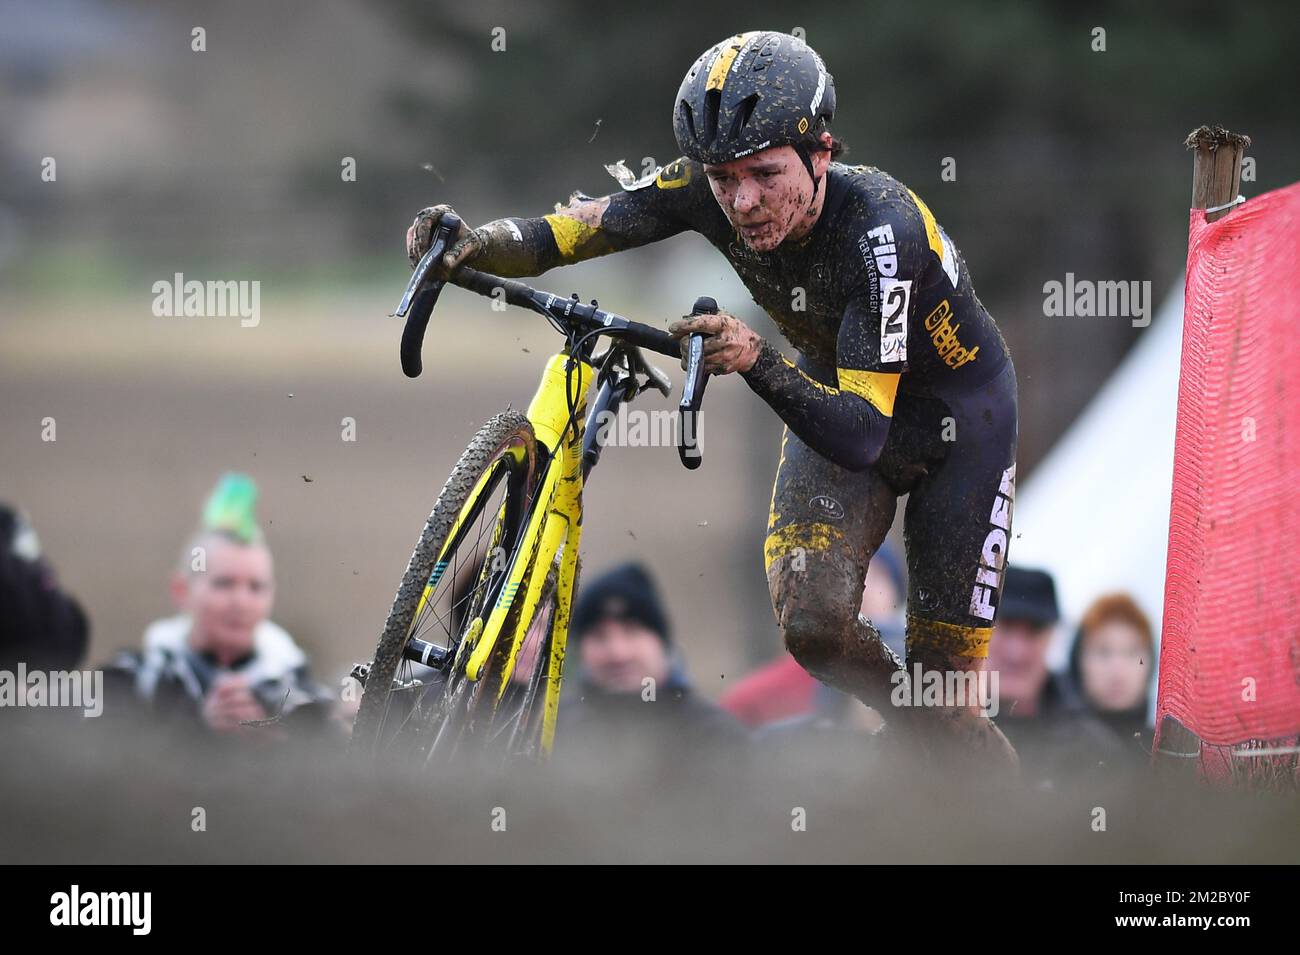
[865,223,899,277]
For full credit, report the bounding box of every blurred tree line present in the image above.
[2,0,1297,465]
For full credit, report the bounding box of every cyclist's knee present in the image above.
[781,605,850,674]
[766,551,855,673]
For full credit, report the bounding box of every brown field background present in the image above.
[1,280,795,693]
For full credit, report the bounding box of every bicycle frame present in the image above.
[392,218,713,757]
[419,351,596,756]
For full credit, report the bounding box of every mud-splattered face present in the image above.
[703,142,824,252]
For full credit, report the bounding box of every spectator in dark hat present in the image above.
[555,562,746,762]
[987,565,1126,788]
[0,503,89,671]
[988,566,1060,717]
[1070,593,1154,755]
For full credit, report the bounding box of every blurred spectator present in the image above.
[722,543,905,729]
[555,562,745,758]
[0,503,88,670]
[1070,593,1154,754]
[105,474,332,738]
[719,651,817,730]
[987,565,1125,787]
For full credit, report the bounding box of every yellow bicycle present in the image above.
[350,213,715,762]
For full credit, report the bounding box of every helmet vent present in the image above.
[679,100,697,143]
[702,88,722,145]
[728,93,760,141]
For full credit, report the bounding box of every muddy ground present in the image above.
[2,709,1294,864]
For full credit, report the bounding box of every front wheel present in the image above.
[350,410,539,756]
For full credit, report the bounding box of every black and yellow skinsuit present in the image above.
[457,156,1017,713]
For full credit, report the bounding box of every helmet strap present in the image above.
[794,141,822,200]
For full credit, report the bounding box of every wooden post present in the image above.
[1185,125,1250,222]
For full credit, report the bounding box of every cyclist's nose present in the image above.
[732,179,762,215]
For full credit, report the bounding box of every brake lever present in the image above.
[678,295,717,469]
[395,214,462,378]
[395,213,461,317]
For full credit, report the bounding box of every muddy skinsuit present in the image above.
[458,158,1018,754]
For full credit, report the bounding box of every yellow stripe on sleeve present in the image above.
[543,214,599,259]
[837,369,900,417]
[907,188,945,262]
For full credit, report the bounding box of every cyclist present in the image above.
[405,31,1019,767]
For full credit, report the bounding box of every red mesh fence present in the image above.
[1156,181,1300,782]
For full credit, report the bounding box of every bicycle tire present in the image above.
[351,410,538,755]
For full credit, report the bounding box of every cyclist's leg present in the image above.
[899,360,1019,767]
[764,424,904,715]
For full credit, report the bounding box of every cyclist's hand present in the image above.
[406,204,481,276]
[669,310,763,375]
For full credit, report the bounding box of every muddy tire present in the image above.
[351,410,537,755]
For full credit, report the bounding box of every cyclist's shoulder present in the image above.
[830,163,961,288]
[831,163,936,239]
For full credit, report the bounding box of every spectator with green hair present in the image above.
[107,474,333,737]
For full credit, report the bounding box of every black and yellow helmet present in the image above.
[673,31,835,181]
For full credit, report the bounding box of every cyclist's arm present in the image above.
[740,296,901,472]
[465,158,700,277]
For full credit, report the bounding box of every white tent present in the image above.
[1012,280,1184,668]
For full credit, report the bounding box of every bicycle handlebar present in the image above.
[394,213,711,467]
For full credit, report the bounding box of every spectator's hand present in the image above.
[202,674,268,735]
[669,310,763,375]
[405,204,480,277]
